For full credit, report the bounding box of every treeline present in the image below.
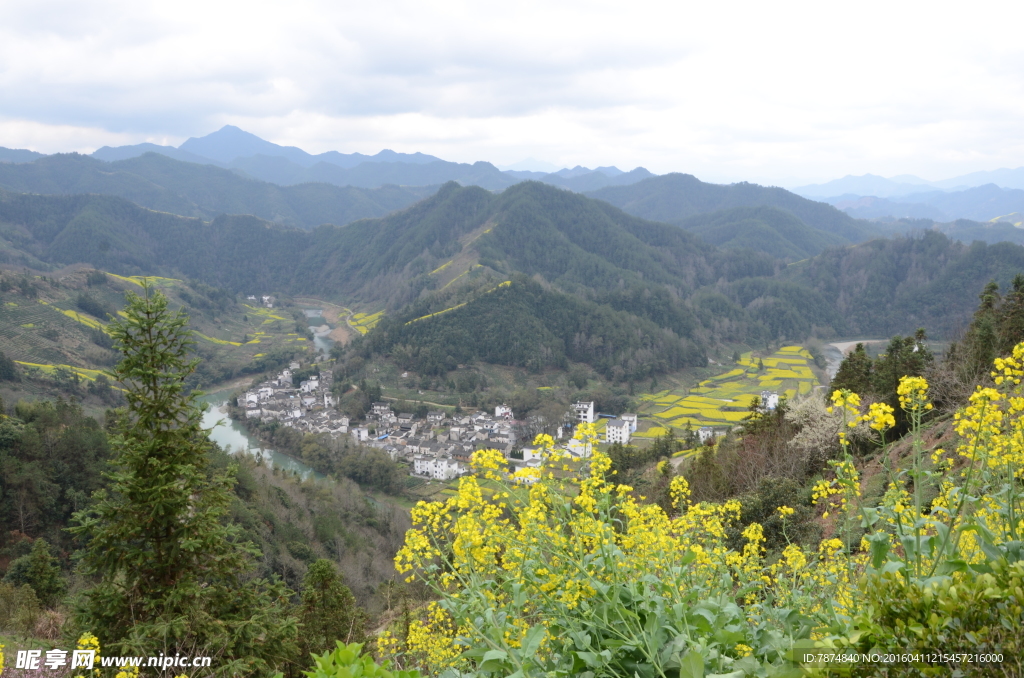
[784,230,1024,337]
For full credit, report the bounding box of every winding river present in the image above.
[198,306,336,478]
[199,393,320,478]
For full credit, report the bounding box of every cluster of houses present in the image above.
[237,376,643,482]
[245,294,276,308]
[238,363,348,435]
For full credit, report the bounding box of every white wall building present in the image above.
[606,418,631,444]
[573,401,596,424]
[620,413,638,433]
[495,404,513,420]
[566,437,592,458]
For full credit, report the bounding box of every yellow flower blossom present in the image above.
[897,375,931,413]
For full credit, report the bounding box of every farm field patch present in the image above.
[637,346,821,431]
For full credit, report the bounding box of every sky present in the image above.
[2,0,1024,185]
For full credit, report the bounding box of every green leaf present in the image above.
[678,649,704,678]
[478,649,510,672]
[520,624,546,659]
[867,531,891,569]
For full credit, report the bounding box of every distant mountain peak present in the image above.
[179,125,308,165]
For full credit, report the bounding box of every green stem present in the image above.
[912,408,923,579]
[925,401,986,579]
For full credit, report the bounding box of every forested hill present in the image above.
[587,173,879,243]
[0,181,781,307]
[675,206,850,261]
[784,230,1024,337]
[0,152,433,229]
[5,182,1024,377]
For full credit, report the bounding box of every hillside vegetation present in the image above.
[784,229,1024,336]
[0,152,432,229]
[587,172,878,243]
[8,180,1024,382]
[675,205,849,260]
[0,267,311,396]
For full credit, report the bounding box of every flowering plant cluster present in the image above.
[382,425,853,676]
[374,345,1024,676]
[852,356,1023,583]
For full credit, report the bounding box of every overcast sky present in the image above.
[1,0,1022,185]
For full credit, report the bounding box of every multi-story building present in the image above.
[573,401,596,424]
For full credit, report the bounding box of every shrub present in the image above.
[0,582,41,639]
[285,642,420,678]
[2,538,66,608]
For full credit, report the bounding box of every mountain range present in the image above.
[5,175,1024,376]
[1,125,652,194]
[5,126,1024,382]
[794,168,1024,198]
[793,171,1024,224]
[827,184,1024,224]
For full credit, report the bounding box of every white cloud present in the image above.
[1,0,1023,182]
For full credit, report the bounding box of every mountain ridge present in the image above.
[0,152,434,229]
[586,173,878,245]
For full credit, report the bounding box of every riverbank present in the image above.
[824,339,887,377]
[199,392,321,478]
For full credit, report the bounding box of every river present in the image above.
[198,305,337,478]
[199,393,321,478]
[303,308,335,357]
[824,340,889,378]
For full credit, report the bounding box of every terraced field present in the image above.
[0,300,79,364]
[347,310,384,335]
[1,270,310,384]
[636,346,821,434]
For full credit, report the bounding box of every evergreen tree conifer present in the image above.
[830,343,872,396]
[2,538,65,608]
[71,282,297,674]
[297,559,366,660]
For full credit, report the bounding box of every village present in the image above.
[236,365,646,483]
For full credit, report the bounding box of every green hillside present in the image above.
[6,181,1024,381]
[677,205,850,260]
[587,173,878,243]
[362,276,705,379]
[0,152,431,228]
[0,267,310,391]
[784,229,1024,337]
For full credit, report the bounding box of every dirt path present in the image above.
[328,324,353,344]
[204,375,256,395]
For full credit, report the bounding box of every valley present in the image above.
[4,127,1024,676]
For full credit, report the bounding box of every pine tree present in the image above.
[297,559,366,660]
[2,538,65,608]
[830,343,873,396]
[71,282,297,674]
